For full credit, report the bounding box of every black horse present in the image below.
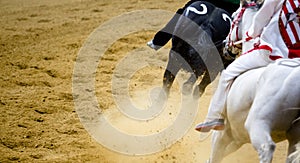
[162,1,236,97]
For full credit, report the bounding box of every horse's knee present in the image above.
[246,120,275,163]
[245,120,274,149]
[257,142,276,163]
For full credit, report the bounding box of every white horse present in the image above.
[208,1,300,163]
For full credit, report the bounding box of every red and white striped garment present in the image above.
[279,0,300,58]
[247,0,300,60]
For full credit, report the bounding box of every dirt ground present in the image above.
[0,0,288,162]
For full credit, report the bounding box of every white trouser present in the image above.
[205,49,273,120]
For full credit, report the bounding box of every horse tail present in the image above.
[290,108,300,125]
[286,107,300,163]
[285,107,300,122]
[287,143,300,163]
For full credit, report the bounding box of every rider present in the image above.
[195,0,300,132]
[147,0,240,50]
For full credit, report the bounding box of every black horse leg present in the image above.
[195,71,211,98]
[194,68,220,98]
[163,52,181,96]
[182,74,197,95]
[163,70,174,94]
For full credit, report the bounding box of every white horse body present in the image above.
[209,2,300,163]
[210,61,300,163]
[228,60,300,143]
[245,60,300,162]
[226,67,265,141]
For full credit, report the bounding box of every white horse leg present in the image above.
[245,97,278,162]
[286,120,300,163]
[209,129,242,163]
[245,120,276,163]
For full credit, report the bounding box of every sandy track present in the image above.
[0,0,287,162]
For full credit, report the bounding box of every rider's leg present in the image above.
[195,49,272,132]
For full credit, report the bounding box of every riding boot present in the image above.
[195,71,232,132]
